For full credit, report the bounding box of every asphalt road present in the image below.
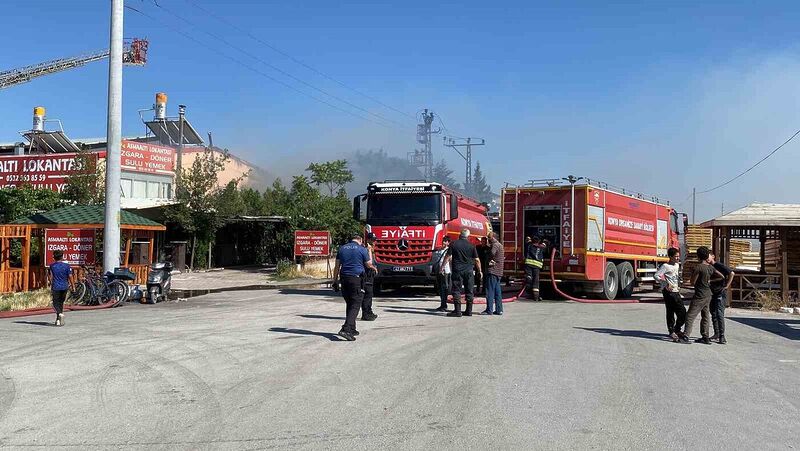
[0,288,798,450]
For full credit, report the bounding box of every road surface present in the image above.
[0,288,798,450]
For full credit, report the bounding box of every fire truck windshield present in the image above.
[367,194,441,225]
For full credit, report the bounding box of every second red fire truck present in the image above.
[501,178,687,300]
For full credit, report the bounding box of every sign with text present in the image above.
[0,153,91,192]
[45,228,96,266]
[121,140,175,175]
[294,230,330,256]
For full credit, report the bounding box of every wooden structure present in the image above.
[701,203,800,306]
[0,205,166,293]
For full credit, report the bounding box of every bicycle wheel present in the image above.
[107,280,130,304]
[67,282,87,305]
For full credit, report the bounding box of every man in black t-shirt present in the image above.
[443,229,482,317]
[685,246,724,344]
[709,253,734,344]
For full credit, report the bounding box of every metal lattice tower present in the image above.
[0,38,148,90]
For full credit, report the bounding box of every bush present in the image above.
[755,290,788,311]
[275,259,299,280]
[0,289,51,312]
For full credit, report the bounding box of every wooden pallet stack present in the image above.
[683,225,713,283]
[740,251,761,269]
[764,239,800,273]
[728,239,752,268]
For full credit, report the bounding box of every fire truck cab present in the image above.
[353,181,489,293]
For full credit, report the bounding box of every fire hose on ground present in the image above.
[548,248,638,304]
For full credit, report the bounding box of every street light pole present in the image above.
[104,0,123,271]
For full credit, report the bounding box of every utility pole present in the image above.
[176,104,186,188]
[721,202,724,216]
[443,136,485,194]
[104,0,123,272]
[409,109,440,180]
[692,187,696,224]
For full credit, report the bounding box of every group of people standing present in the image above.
[655,245,734,344]
[332,228,508,341]
[433,229,506,317]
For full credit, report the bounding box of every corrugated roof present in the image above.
[12,205,165,228]
[700,203,800,227]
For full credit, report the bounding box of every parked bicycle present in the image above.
[67,265,128,307]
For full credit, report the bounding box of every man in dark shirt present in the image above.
[475,237,490,294]
[524,236,547,301]
[708,252,734,344]
[684,246,723,344]
[48,250,73,327]
[332,234,376,341]
[443,229,482,317]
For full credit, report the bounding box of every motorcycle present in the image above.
[144,262,173,304]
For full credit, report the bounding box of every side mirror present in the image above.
[352,196,360,221]
[450,194,459,221]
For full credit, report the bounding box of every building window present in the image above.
[164,183,172,199]
[133,180,146,198]
[121,178,133,198]
[147,181,159,198]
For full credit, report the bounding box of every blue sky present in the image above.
[2,0,800,221]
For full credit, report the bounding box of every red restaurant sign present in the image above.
[45,228,96,266]
[121,140,175,175]
[294,230,331,256]
[0,153,85,192]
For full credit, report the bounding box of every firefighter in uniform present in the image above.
[332,234,376,341]
[361,233,378,321]
[524,236,547,301]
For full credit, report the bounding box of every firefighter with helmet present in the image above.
[525,236,547,301]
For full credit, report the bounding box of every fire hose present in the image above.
[549,248,638,304]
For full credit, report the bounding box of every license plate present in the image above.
[392,266,413,272]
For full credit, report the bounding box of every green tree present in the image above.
[470,161,493,203]
[431,159,461,189]
[306,159,354,196]
[165,148,233,269]
[62,150,104,205]
[0,186,62,223]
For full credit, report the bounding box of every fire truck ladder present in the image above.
[0,38,148,90]
[501,186,521,274]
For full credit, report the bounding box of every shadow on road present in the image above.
[383,308,443,317]
[574,327,668,341]
[13,320,54,327]
[268,327,344,341]
[729,317,800,341]
[279,289,339,298]
[297,314,346,321]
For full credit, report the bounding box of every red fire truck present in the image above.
[501,178,687,300]
[353,181,490,293]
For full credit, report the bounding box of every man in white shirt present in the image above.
[654,247,686,343]
[434,236,452,312]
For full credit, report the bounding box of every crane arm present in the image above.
[0,39,148,90]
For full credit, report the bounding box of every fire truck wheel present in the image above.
[616,262,635,298]
[602,262,619,300]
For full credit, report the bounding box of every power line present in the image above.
[181,0,418,122]
[146,1,412,131]
[125,5,401,130]
[697,127,800,194]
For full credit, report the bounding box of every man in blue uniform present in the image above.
[48,250,73,326]
[332,234,376,341]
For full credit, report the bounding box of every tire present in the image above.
[602,262,619,300]
[107,280,130,304]
[616,262,635,298]
[148,287,159,304]
[67,283,87,305]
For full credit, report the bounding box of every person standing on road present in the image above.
[654,247,686,342]
[524,236,547,301]
[683,246,724,344]
[482,232,505,315]
[443,229,482,317]
[708,252,734,344]
[360,233,378,322]
[434,235,452,312]
[48,250,73,327]
[332,234,376,341]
